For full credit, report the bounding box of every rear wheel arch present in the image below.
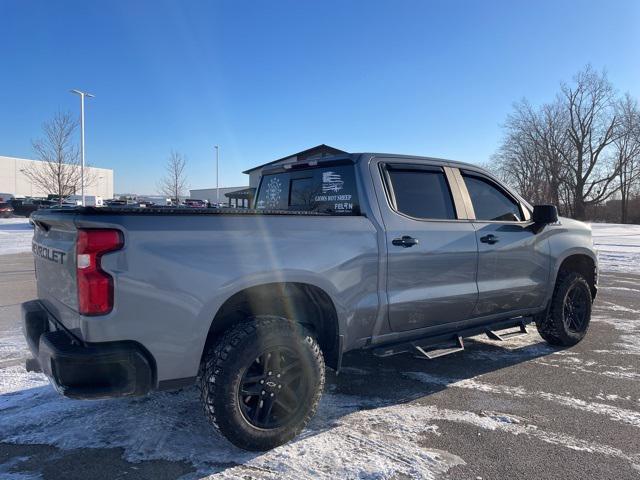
[201,282,341,369]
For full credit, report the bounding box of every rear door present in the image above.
[375,160,479,332]
[457,169,550,317]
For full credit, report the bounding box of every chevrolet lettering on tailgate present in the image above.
[32,241,66,264]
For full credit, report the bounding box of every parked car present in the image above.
[23,152,597,451]
[104,199,144,208]
[0,202,14,218]
[66,195,104,207]
[10,198,56,217]
[104,199,128,207]
[184,199,207,208]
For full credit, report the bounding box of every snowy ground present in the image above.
[591,222,640,275]
[0,220,639,478]
[0,218,33,255]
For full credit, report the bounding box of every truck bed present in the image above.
[41,206,345,216]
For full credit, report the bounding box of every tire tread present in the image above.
[198,315,325,450]
[536,271,591,346]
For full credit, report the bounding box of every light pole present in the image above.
[214,145,220,205]
[70,89,95,206]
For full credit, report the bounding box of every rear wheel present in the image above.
[198,315,325,451]
[536,272,592,346]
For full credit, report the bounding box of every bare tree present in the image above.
[492,100,573,213]
[158,151,188,204]
[561,66,622,219]
[493,66,628,220]
[24,111,92,204]
[614,94,640,223]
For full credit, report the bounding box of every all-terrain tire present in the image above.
[198,315,325,451]
[536,271,592,346]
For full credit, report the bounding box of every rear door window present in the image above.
[255,164,359,214]
[384,165,457,220]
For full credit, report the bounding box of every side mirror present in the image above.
[532,205,558,224]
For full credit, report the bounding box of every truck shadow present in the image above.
[317,336,560,423]
[0,335,562,479]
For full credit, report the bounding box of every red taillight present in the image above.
[76,229,123,315]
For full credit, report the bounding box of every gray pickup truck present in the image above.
[23,153,597,450]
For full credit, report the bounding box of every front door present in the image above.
[379,162,479,332]
[459,170,550,317]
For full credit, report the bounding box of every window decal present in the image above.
[322,171,344,193]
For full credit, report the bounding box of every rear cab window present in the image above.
[383,164,457,220]
[255,163,360,215]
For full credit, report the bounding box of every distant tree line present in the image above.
[490,65,640,223]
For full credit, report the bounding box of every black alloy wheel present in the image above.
[238,347,308,429]
[536,271,592,346]
[562,283,589,334]
[198,315,325,451]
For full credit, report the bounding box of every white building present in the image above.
[0,155,114,199]
[189,186,251,207]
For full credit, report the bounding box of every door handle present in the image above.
[480,234,499,244]
[392,235,419,248]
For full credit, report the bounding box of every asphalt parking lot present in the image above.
[1,251,639,479]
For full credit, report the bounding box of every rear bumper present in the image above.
[22,300,155,399]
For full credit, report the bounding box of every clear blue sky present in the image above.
[1,0,639,194]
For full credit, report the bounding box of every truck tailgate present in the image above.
[31,213,79,327]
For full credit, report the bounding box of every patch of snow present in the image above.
[0,329,31,367]
[590,222,640,275]
[3,366,640,476]
[0,218,33,255]
[594,393,640,408]
[601,286,640,293]
[480,411,523,424]
[600,302,640,315]
[0,366,463,479]
[534,356,640,381]
[592,314,640,355]
[396,405,640,468]
[405,372,640,429]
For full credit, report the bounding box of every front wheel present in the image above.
[198,316,325,451]
[536,272,592,346]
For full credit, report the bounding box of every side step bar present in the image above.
[414,335,464,360]
[485,320,528,341]
[372,317,533,360]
